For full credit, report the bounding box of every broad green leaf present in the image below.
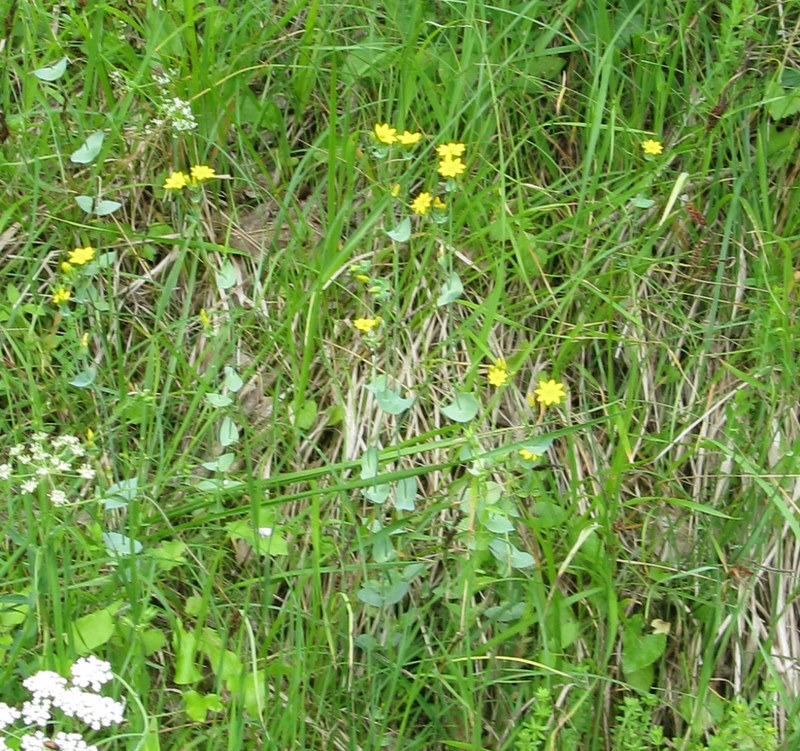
[173,623,203,684]
[33,57,67,81]
[357,579,409,607]
[102,531,143,556]
[205,392,233,408]
[216,259,237,290]
[69,368,96,388]
[395,477,417,512]
[71,606,116,654]
[485,513,514,534]
[223,366,243,393]
[630,195,655,209]
[183,690,223,722]
[622,615,666,674]
[441,392,479,422]
[201,453,235,472]
[436,271,463,306]
[291,398,317,430]
[385,217,411,242]
[94,199,121,216]
[75,195,95,213]
[360,447,379,480]
[219,416,239,447]
[363,483,390,504]
[375,388,414,415]
[70,131,105,164]
[489,538,535,569]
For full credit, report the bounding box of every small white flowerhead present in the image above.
[257,527,273,538]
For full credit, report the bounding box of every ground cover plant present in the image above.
[1,0,799,749]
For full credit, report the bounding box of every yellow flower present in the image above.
[397,130,422,145]
[410,192,433,216]
[519,449,541,461]
[68,246,95,265]
[354,316,382,333]
[390,183,401,197]
[533,379,566,407]
[433,196,446,210]
[80,332,89,348]
[199,308,210,328]
[355,274,370,283]
[190,164,216,182]
[487,359,509,387]
[436,142,465,159]
[374,123,397,145]
[52,287,71,304]
[61,261,73,273]
[163,171,189,190]
[438,156,466,178]
[641,139,663,156]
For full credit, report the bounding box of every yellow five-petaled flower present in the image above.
[488,358,509,387]
[52,287,71,305]
[438,156,466,178]
[374,123,397,145]
[397,130,422,145]
[411,192,433,216]
[163,171,189,190]
[436,142,465,159]
[532,379,566,407]
[641,139,663,156]
[190,164,216,182]
[68,246,95,265]
[354,316,382,333]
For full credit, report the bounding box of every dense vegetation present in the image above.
[1,0,799,749]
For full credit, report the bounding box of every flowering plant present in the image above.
[0,656,125,751]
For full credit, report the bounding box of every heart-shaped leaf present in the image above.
[441,392,479,422]
[33,57,68,82]
[436,271,463,306]
[70,131,105,164]
[385,217,411,242]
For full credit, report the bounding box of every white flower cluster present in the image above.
[0,432,96,506]
[145,70,197,137]
[0,657,124,751]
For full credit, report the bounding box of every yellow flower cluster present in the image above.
[371,124,464,216]
[163,164,217,191]
[53,246,97,302]
[374,123,422,146]
[435,142,466,178]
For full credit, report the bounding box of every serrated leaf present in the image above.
[94,199,121,216]
[385,217,411,242]
[69,368,96,388]
[219,416,239,447]
[33,57,67,82]
[224,366,243,393]
[70,131,105,164]
[205,392,233,408]
[360,447,379,480]
[441,392,479,422]
[75,195,95,213]
[436,271,463,306]
[395,477,417,512]
[216,259,237,290]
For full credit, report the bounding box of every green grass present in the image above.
[1,0,799,749]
